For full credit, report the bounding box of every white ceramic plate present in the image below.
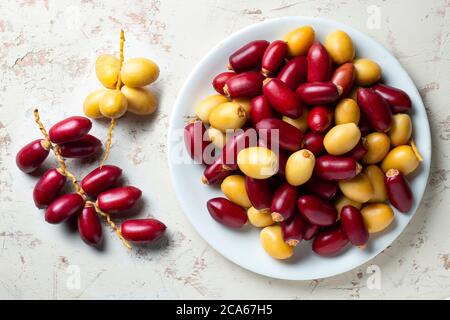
[167,16,431,280]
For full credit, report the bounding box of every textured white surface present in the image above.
[0,0,449,299]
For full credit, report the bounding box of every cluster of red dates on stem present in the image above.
[184,25,422,260]
[16,112,166,250]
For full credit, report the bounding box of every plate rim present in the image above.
[167,16,432,280]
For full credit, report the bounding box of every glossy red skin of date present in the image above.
[49,116,92,144]
[296,82,340,106]
[262,40,287,75]
[228,40,269,73]
[78,206,103,246]
[340,205,369,247]
[276,149,288,179]
[314,155,359,181]
[298,195,338,226]
[304,175,338,201]
[303,131,325,156]
[121,218,167,243]
[308,106,332,133]
[343,139,368,161]
[33,168,66,208]
[312,223,349,256]
[256,118,303,152]
[97,186,142,213]
[302,220,320,241]
[184,121,210,164]
[271,183,299,222]
[202,156,233,185]
[372,83,412,114]
[281,215,304,246]
[81,165,123,197]
[331,63,355,97]
[58,134,101,158]
[16,139,50,173]
[224,71,265,99]
[263,78,303,118]
[384,169,413,213]
[245,176,273,212]
[277,56,307,90]
[249,95,274,125]
[357,88,392,132]
[207,197,248,228]
[212,72,235,95]
[221,129,258,170]
[45,193,85,224]
[307,42,332,82]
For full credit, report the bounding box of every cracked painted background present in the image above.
[0,0,449,299]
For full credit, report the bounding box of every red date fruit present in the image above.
[312,223,349,256]
[33,168,66,208]
[81,165,122,197]
[298,195,338,226]
[245,176,273,212]
[263,78,302,118]
[303,132,325,156]
[262,40,287,75]
[45,193,85,224]
[249,95,273,125]
[224,71,265,99]
[304,176,338,201]
[372,83,412,113]
[277,56,307,90]
[281,215,304,246]
[58,134,101,158]
[271,183,299,222]
[184,121,210,164]
[16,139,50,173]
[384,169,413,213]
[78,205,103,246]
[344,139,367,161]
[121,218,167,243]
[340,205,369,247]
[212,71,235,95]
[331,63,355,97]
[314,155,362,181]
[228,40,269,73]
[296,82,341,105]
[207,197,248,228]
[307,106,332,133]
[49,116,92,144]
[97,186,142,213]
[202,156,233,185]
[357,88,392,132]
[302,220,320,241]
[256,118,303,152]
[307,42,332,82]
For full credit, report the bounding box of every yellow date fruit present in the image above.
[95,54,120,89]
[221,175,252,208]
[361,203,394,233]
[195,94,228,124]
[353,58,381,86]
[260,225,294,260]
[334,98,360,125]
[364,165,387,203]
[121,58,160,87]
[381,145,420,175]
[283,26,315,57]
[121,86,157,115]
[389,113,412,147]
[209,102,247,132]
[325,30,355,65]
[83,89,107,118]
[237,147,278,179]
[363,132,390,164]
[247,206,274,228]
[285,149,315,186]
[338,173,373,203]
[99,89,128,119]
[323,123,361,155]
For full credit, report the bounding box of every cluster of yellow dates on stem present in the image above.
[83,31,160,120]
